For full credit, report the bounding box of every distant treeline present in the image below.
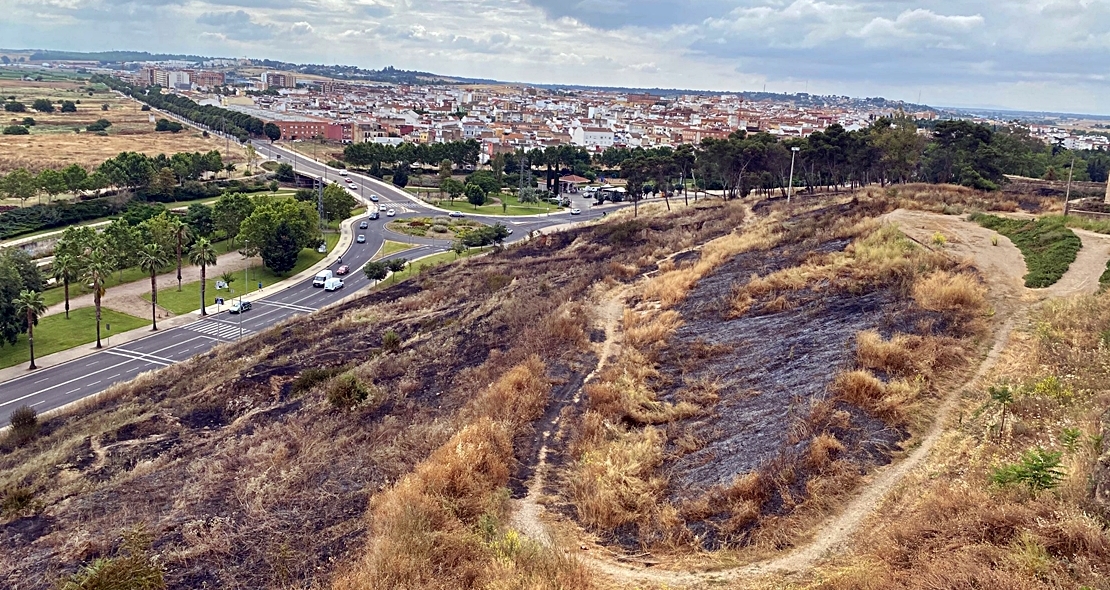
[92,74,265,142]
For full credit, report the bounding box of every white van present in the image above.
[324,277,344,292]
[339,169,348,176]
[312,270,333,287]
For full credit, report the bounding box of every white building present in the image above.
[572,126,615,147]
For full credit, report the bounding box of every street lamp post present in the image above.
[787,147,800,203]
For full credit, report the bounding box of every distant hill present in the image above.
[27,50,213,64]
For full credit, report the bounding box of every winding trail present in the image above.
[510,209,1110,588]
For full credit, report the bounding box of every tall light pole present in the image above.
[1063,154,1075,217]
[787,146,800,203]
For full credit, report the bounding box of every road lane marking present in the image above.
[87,380,101,386]
[0,357,140,408]
[256,300,315,313]
[33,377,49,384]
[65,388,81,396]
[105,348,173,366]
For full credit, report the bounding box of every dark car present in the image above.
[229,300,252,314]
[359,221,369,229]
[336,265,350,276]
[369,211,379,220]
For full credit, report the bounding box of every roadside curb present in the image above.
[0,209,359,386]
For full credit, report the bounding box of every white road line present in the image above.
[105,348,173,366]
[87,380,101,387]
[65,388,81,396]
[0,357,139,408]
[33,377,49,384]
[256,300,315,313]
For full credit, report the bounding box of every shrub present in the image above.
[971,214,1081,288]
[381,330,401,352]
[291,366,343,396]
[430,224,449,234]
[2,125,29,135]
[990,447,1065,494]
[7,405,38,446]
[326,372,370,410]
[59,526,165,590]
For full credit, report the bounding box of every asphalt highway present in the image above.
[0,142,614,417]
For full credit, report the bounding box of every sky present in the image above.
[1,0,1108,115]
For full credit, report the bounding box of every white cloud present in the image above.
[3,0,1110,113]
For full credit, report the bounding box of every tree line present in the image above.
[92,74,267,143]
[595,115,1109,201]
[0,150,232,209]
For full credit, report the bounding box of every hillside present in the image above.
[4,185,1110,589]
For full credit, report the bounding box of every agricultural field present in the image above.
[4,184,1110,590]
[0,77,243,177]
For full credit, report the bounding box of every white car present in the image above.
[386,209,396,217]
[339,169,348,176]
[570,208,582,215]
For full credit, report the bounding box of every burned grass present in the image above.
[0,200,748,589]
[804,290,1110,590]
[560,197,990,555]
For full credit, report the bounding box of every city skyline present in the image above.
[1,1,1108,115]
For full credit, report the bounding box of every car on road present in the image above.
[229,300,252,314]
[359,220,368,229]
[324,277,344,292]
[369,194,379,202]
[506,228,514,234]
[312,270,334,287]
[448,211,464,218]
[336,265,350,276]
[357,234,366,243]
[369,210,379,220]
[339,169,348,176]
[386,209,396,217]
[570,208,582,215]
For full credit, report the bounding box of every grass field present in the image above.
[971,213,1082,288]
[146,232,340,314]
[374,240,415,260]
[0,77,243,175]
[430,193,563,216]
[0,307,148,370]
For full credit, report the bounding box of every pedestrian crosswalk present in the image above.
[185,319,253,340]
[375,202,411,214]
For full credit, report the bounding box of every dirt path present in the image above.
[44,251,260,320]
[511,209,1110,588]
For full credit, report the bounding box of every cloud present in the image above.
[5,0,1110,114]
[194,9,275,41]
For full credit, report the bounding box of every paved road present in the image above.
[0,142,614,416]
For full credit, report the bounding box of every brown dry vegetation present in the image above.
[559,196,992,557]
[0,79,241,176]
[0,200,746,589]
[802,291,1110,590]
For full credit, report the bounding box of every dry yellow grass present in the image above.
[334,356,595,590]
[0,79,242,175]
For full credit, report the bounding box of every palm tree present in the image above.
[169,217,192,292]
[189,238,218,316]
[137,243,169,330]
[81,247,112,348]
[13,290,46,370]
[51,253,78,319]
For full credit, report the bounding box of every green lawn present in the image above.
[369,248,489,290]
[145,232,340,314]
[0,307,149,370]
[375,240,416,260]
[971,214,1082,288]
[431,194,563,216]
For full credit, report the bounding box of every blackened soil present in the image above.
[656,238,925,512]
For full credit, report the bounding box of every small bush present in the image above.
[931,231,947,245]
[7,405,38,446]
[59,526,165,590]
[291,366,343,396]
[991,447,1065,493]
[381,330,401,352]
[326,373,370,410]
[1,487,38,517]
